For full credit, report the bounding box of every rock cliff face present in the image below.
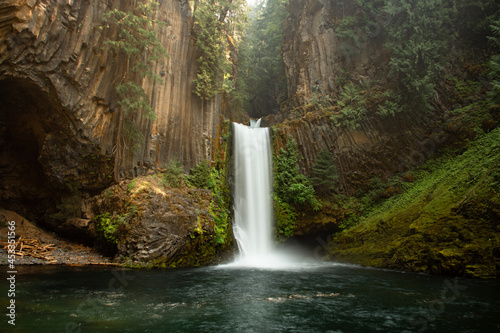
[0,0,221,218]
[273,114,435,195]
[282,0,390,107]
[270,0,445,195]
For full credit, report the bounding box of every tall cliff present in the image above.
[270,0,420,195]
[0,0,221,218]
[270,0,487,195]
[282,0,390,107]
[274,0,500,277]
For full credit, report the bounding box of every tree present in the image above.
[383,0,457,113]
[310,150,339,196]
[234,0,288,117]
[102,0,169,181]
[488,19,500,105]
[193,0,247,100]
[274,139,318,207]
[103,0,168,120]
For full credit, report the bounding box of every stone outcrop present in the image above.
[272,112,443,195]
[88,176,225,267]
[0,0,221,218]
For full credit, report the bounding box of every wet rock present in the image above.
[89,176,221,267]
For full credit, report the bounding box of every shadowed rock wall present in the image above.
[0,0,221,208]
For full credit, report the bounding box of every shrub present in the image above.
[162,159,184,187]
[187,160,215,189]
[274,139,319,208]
[330,83,367,129]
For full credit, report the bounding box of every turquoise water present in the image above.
[1,264,499,332]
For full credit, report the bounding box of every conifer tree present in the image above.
[193,0,247,100]
[310,150,339,196]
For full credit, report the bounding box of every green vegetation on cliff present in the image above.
[328,127,500,278]
[193,0,247,100]
[101,0,168,154]
[233,0,288,117]
[273,138,320,241]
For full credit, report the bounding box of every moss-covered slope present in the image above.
[328,128,500,278]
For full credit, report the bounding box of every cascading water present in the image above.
[227,120,313,269]
[232,121,274,265]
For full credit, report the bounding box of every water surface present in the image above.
[1,263,499,332]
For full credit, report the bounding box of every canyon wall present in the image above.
[272,0,443,195]
[0,0,220,216]
[282,0,390,106]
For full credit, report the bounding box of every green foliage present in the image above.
[162,159,185,188]
[116,82,157,121]
[310,150,339,196]
[274,139,319,208]
[94,209,133,245]
[102,0,168,151]
[127,179,137,192]
[274,194,296,242]
[455,0,500,47]
[330,83,367,128]
[187,160,215,189]
[234,0,288,117]
[348,127,500,232]
[209,168,231,245]
[272,139,321,240]
[383,0,457,113]
[377,90,404,116]
[488,19,500,104]
[336,15,361,55]
[123,119,144,154]
[331,129,500,277]
[193,0,247,100]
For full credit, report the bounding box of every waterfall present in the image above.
[232,121,274,264]
[227,120,312,269]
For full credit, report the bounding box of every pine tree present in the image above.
[384,0,457,113]
[101,0,169,181]
[310,150,339,196]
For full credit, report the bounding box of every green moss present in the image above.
[144,233,220,269]
[329,128,500,278]
[127,179,137,192]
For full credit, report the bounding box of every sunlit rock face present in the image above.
[0,0,220,214]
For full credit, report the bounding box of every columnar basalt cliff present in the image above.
[282,0,390,107]
[0,0,221,219]
[270,0,430,195]
[273,115,433,195]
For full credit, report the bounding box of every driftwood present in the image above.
[2,237,57,263]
